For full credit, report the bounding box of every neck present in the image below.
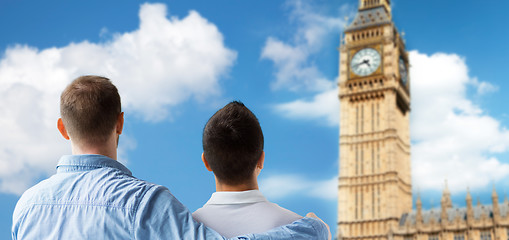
[71,137,118,160]
[215,178,259,192]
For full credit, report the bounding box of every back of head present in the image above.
[60,75,121,145]
[202,101,264,185]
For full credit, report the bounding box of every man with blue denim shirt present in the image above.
[12,75,330,239]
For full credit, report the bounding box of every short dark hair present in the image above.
[202,101,264,185]
[60,75,121,145]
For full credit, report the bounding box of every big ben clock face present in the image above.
[350,48,381,77]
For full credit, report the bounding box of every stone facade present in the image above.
[338,1,411,239]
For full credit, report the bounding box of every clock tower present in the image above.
[337,0,411,239]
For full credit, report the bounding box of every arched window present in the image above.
[356,106,359,134]
[481,231,492,240]
[428,234,439,240]
[355,189,358,219]
[371,103,375,131]
[361,104,364,133]
[355,146,359,175]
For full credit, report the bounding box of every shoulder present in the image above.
[132,183,203,238]
[261,202,302,221]
[13,169,169,219]
[103,172,173,211]
[77,167,170,208]
[192,207,202,217]
[191,205,210,223]
[12,175,58,221]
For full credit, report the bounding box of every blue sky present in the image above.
[1,0,509,238]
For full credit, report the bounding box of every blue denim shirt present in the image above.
[12,155,328,239]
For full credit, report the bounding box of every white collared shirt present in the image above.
[192,190,302,238]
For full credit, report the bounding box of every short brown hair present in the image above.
[60,75,121,145]
[202,101,264,185]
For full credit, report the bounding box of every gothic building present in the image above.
[395,186,509,240]
[337,1,506,240]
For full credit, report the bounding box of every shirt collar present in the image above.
[56,154,132,176]
[205,190,268,205]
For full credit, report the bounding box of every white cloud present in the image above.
[409,50,509,193]
[260,2,344,202]
[259,174,337,201]
[472,78,498,95]
[0,3,236,195]
[261,37,333,92]
[261,0,348,92]
[262,0,350,125]
[274,88,339,126]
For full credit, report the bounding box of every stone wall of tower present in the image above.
[338,8,411,239]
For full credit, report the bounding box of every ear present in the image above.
[116,112,124,135]
[57,118,70,140]
[201,153,213,172]
[257,151,265,170]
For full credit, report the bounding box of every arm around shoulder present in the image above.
[133,185,227,240]
[132,185,330,240]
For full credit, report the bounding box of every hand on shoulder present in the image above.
[306,212,331,240]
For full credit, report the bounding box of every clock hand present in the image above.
[354,59,369,67]
[354,61,365,67]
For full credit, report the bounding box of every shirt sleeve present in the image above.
[134,185,227,239]
[134,186,328,240]
[233,217,329,240]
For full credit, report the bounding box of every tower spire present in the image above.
[440,182,449,226]
[493,185,500,222]
[492,184,498,198]
[441,180,453,209]
[466,188,474,223]
[416,192,423,228]
[416,192,422,208]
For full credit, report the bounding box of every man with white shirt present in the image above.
[193,101,303,238]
